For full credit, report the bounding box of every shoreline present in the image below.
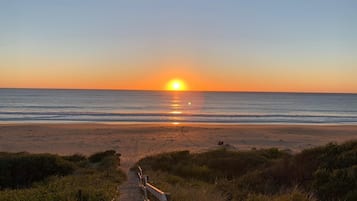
[2,122,357,126]
[1,123,356,170]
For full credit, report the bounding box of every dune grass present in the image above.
[137,140,357,201]
[0,150,126,201]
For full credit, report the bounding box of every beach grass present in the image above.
[0,150,126,201]
[137,140,357,201]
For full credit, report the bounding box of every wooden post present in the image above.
[144,175,149,185]
[138,166,171,201]
[143,186,148,200]
[165,193,171,201]
[77,189,82,201]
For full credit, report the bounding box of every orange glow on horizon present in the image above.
[1,56,356,93]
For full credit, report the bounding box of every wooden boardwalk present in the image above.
[119,170,143,201]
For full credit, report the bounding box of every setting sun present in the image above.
[166,79,187,91]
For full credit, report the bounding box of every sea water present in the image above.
[1,88,357,124]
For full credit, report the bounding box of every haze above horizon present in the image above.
[1,1,356,93]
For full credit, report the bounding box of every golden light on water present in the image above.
[166,79,187,91]
[170,111,182,114]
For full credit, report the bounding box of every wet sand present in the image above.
[0,123,356,170]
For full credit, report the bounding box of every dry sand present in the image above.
[0,123,356,170]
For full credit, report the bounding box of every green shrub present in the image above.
[62,154,87,162]
[246,188,316,201]
[138,148,289,182]
[0,153,74,188]
[137,140,357,201]
[88,150,118,163]
[313,166,356,201]
[0,150,126,201]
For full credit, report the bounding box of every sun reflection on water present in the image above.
[170,111,182,114]
[167,91,204,124]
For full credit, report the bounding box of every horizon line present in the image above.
[1,87,356,95]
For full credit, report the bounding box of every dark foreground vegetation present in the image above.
[0,150,125,201]
[138,140,357,201]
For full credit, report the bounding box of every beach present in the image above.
[1,123,356,170]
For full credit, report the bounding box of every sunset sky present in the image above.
[1,0,356,93]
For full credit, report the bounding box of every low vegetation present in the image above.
[137,140,357,201]
[0,150,126,201]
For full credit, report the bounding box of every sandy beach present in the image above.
[0,123,356,170]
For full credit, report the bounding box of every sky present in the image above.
[0,0,356,93]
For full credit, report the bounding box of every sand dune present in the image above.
[0,123,356,170]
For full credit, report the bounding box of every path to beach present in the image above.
[118,170,142,201]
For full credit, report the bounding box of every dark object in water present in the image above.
[218,141,224,145]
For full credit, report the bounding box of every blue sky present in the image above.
[1,0,356,92]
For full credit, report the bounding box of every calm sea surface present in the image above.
[1,89,357,124]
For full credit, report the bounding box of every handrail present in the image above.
[137,166,171,201]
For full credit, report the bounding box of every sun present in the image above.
[166,79,187,91]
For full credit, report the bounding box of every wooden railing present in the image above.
[137,166,171,201]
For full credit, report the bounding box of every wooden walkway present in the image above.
[118,170,143,201]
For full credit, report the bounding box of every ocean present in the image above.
[1,88,357,124]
